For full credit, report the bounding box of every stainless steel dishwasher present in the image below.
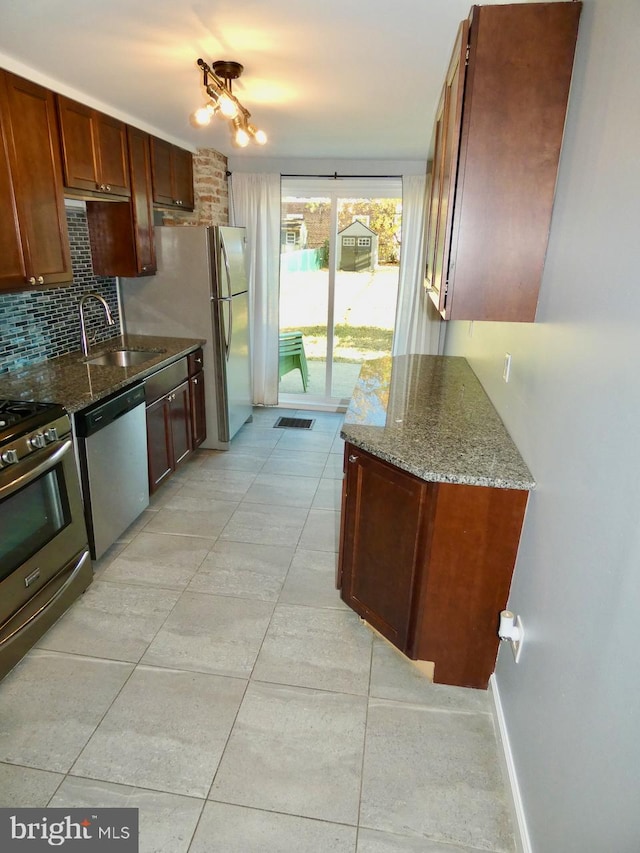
[75,384,149,560]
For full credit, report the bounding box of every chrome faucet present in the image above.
[79,293,116,356]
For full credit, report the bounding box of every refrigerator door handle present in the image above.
[220,232,233,300]
[226,295,233,363]
[212,296,233,361]
[219,232,235,360]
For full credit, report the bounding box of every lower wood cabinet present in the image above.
[145,359,192,493]
[144,352,206,493]
[146,380,191,493]
[188,349,206,449]
[338,443,528,688]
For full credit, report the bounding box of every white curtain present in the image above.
[229,172,281,406]
[392,174,441,356]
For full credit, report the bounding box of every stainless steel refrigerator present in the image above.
[120,225,252,449]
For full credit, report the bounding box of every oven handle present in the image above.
[0,549,90,649]
[0,439,72,500]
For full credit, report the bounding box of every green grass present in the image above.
[282,323,393,352]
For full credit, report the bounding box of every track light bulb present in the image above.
[249,125,267,145]
[235,127,250,147]
[192,104,215,126]
[218,93,239,119]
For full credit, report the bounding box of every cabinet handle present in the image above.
[106,185,111,192]
[28,276,37,286]
[37,276,44,285]
[348,454,358,463]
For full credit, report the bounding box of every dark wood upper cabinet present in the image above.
[425,20,467,314]
[0,70,72,292]
[86,126,156,277]
[56,95,130,197]
[150,136,194,210]
[127,126,156,273]
[425,2,582,321]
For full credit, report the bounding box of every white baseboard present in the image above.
[489,674,532,853]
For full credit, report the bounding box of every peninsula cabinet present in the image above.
[86,126,156,277]
[425,2,581,322]
[150,137,194,210]
[0,70,72,292]
[56,95,131,197]
[338,443,528,689]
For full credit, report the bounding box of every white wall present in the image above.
[443,1,640,849]
[226,156,426,176]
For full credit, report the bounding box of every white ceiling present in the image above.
[0,0,527,163]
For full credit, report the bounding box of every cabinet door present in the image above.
[172,146,194,210]
[150,136,174,206]
[190,371,206,448]
[170,379,192,466]
[339,445,432,652]
[425,20,468,315]
[424,90,444,295]
[150,136,194,210]
[56,95,99,192]
[95,112,130,196]
[0,72,71,290]
[57,96,130,196]
[146,396,173,493]
[127,126,155,274]
[0,87,24,289]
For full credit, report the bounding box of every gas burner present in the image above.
[0,400,52,428]
[0,399,66,442]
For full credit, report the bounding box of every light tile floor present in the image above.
[0,407,516,853]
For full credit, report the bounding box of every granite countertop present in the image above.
[0,334,204,414]
[341,354,535,490]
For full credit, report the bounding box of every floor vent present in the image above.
[273,417,315,430]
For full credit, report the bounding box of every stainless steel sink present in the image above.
[84,349,159,368]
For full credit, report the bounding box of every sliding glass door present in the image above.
[279,178,402,409]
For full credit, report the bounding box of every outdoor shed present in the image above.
[337,221,378,271]
[281,216,307,253]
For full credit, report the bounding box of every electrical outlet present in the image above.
[503,352,512,383]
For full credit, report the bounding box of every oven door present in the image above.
[0,437,90,620]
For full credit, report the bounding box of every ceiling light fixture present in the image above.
[194,58,267,147]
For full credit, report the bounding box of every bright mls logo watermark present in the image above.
[0,809,138,850]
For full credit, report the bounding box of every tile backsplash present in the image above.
[0,205,121,375]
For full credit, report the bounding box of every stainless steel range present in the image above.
[0,399,92,680]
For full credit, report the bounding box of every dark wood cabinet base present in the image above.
[338,443,528,689]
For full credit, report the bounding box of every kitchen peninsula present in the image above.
[338,355,534,688]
